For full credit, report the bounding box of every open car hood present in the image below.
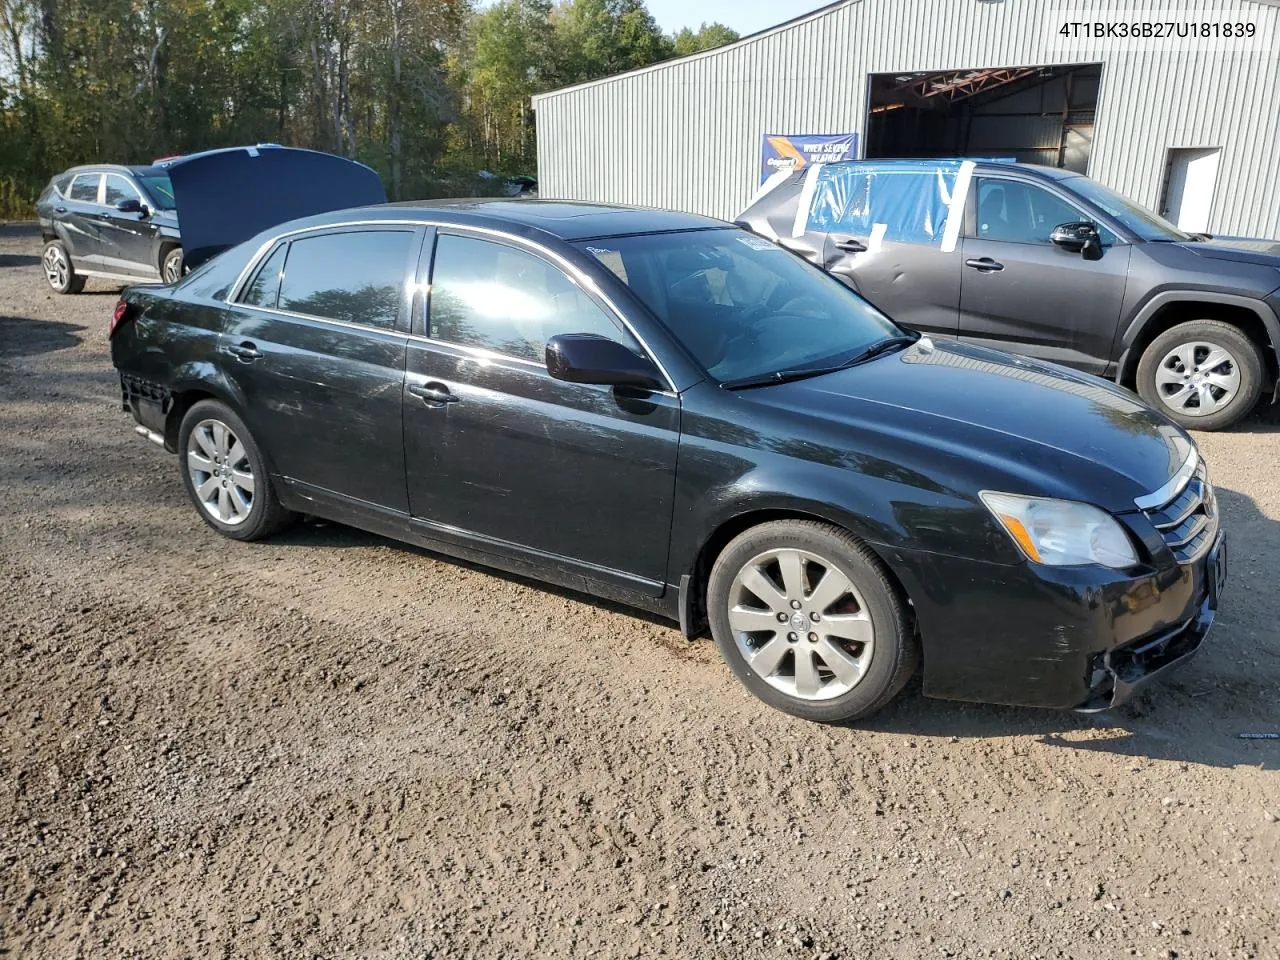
[162,146,386,269]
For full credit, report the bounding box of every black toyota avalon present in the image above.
[109,198,1227,723]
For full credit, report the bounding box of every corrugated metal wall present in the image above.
[532,0,1280,238]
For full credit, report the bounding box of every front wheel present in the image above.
[1136,320,1263,430]
[161,247,184,285]
[177,400,296,541]
[707,520,918,723]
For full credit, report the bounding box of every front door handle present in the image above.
[55,205,67,213]
[965,257,1005,272]
[407,382,459,406]
[226,341,262,362]
[832,236,868,254]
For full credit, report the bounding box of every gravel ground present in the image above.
[1,222,1278,960]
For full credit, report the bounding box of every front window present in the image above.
[103,174,141,208]
[1064,176,1190,241]
[135,172,176,210]
[576,229,902,384]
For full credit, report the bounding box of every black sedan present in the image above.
[108,199,1227,722]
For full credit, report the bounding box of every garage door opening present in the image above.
[865,64,1101,172]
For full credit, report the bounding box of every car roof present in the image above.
[819,159,1076,181]
[60,164,168,177]
[377,199,729,241]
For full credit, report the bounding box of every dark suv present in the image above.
[36,164,182,293]
[738,160,1280,430]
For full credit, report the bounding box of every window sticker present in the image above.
[736,235,780,252]
[585,245,628,282]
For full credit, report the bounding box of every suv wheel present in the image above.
[707,520,918,723]
[177,400,296,541]
[161,247,184,284]
[42,240,85,294]
[1136,320,1263,430]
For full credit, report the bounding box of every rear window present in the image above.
[808,163,961,245]
[277,230,414,330]
[52,174,73,196]
[239,244,288,309]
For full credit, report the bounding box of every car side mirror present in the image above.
[117,198,144,215]
[545,333,663,390]
[1050,221,1103,259]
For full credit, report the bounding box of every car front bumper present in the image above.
[880,531,1224,710]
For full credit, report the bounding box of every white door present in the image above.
[1161,148,1221,233]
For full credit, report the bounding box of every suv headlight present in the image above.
[980,492,1138,568]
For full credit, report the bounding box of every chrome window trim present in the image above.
[225,217,678,394]
[1134,447,1200,511]
[102,172,146,208]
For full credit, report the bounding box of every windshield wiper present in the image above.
[720,334,919,391]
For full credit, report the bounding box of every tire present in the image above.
[161,246,184,285]
[42,240,85,294]
[177,400,296,541]
[707,520,918,723]
[1136,320,1263,431]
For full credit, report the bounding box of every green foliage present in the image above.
[0,0,727,210]
[672,22,738,57]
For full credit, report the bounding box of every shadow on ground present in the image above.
[0,253,39,269]
[0,316,82,356]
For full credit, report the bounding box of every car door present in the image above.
[99,174,160,278]
[403,228,680,594]
[219,226,421,511]
[815,167,962,339]
[958,176,1132,375]
[60,173,104,267]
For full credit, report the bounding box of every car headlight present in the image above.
[980,492,1138,568]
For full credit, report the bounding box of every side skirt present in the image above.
[277,479,679,622]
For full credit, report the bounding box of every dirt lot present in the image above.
[1,222,1277,960]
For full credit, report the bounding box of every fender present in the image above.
[1116,289,1280,384]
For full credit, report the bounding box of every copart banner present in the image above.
[759,133,858,183]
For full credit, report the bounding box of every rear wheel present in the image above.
[177,400,296,541]
[1136,320,1263,430]
[42,240,85,294]
[707,520,918,723]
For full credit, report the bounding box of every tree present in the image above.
[672,21,737,57]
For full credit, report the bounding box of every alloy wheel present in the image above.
[163,252,183,284]
[187,418,256,525]
[1155,341,1240,417]
[727,547,874,701]
[43,246,68,290]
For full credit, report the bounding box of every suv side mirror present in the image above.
[116,197,144,215]
[545,333,663,390]
[1050,221,1103,259]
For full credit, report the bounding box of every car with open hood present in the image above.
[36,145,385,294]
[737,159,1280,431]
[107,200,1227,722]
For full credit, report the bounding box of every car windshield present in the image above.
[135,172,176,210]
[1064,176,1191,242]
[575,229,903,385]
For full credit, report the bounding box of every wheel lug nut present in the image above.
[787,632,797,642]
[790,600,801,610]
[808,632,818,642]
[777,612,788,623]
[810,612,820,622]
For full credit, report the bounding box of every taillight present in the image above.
[109,299,131,339]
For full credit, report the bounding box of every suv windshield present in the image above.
[1064,176,1191,242]
[576,229,902,385]
[135,172,176,210]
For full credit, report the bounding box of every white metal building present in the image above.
[531,0,1280,237]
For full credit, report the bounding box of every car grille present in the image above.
[1141,461,1217,562]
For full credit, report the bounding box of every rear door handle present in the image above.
[832,236,868,254]
[55,206,67,213]
[965,257,1005,272]
[407,382,459,406]
[226,341,262,362]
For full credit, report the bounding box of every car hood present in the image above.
[163,146,386,269]
[747,338,1192,513]
[1180,236,1280,267]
